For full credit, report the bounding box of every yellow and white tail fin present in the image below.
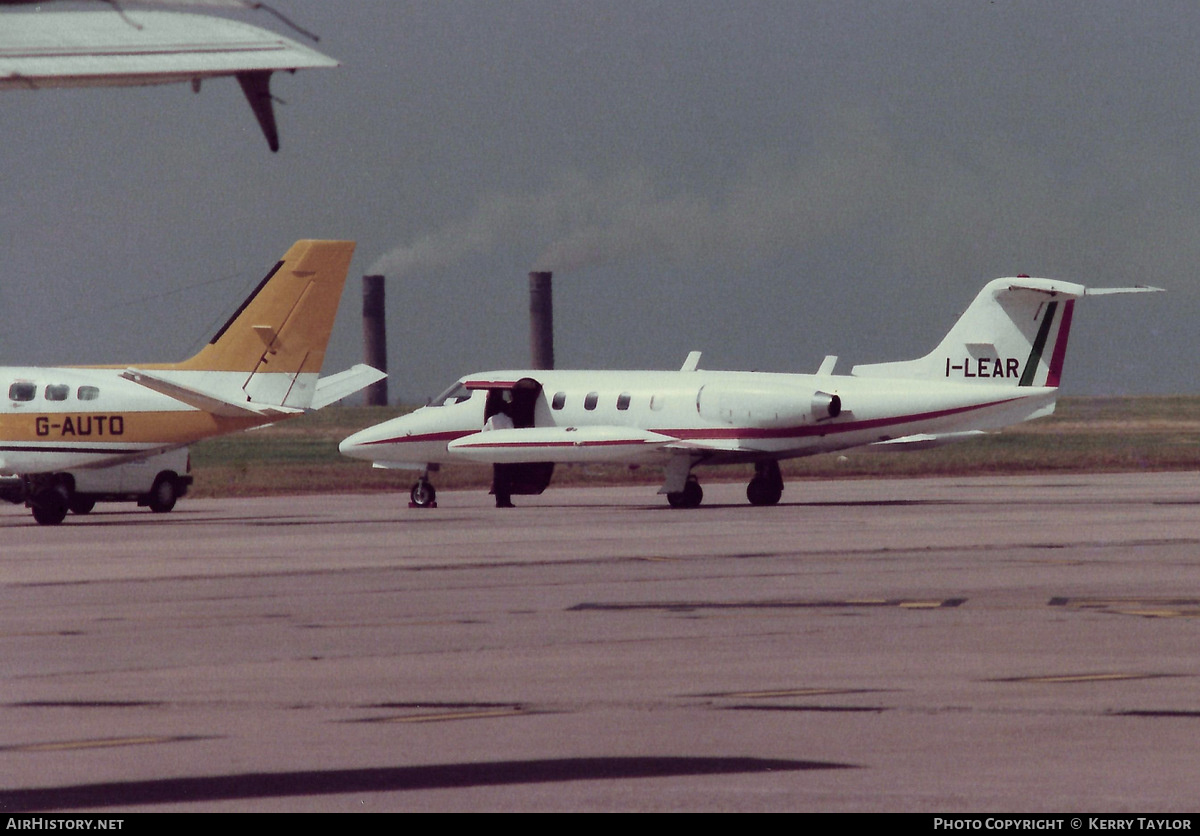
[122,240,371,414]
[852,278,1162,387]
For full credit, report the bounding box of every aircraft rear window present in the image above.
[552,392,566,410]
[8,382,35,402]
[584,392,599,410]
[45,384,69,401]
[77,386,99,401]
[617,393,631,410]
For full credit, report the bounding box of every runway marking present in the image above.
[1112,710,1200,718]
[699,687,886,699]
[991,673,1174,684]
[571,598,965,612]
[2,735,210,753]
[724,704,887,713]
[353,707,526,724]
[1049,597,1200,618]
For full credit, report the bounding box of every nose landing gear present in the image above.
[410,475,437,508]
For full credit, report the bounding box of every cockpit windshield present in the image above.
[430,381,474,407]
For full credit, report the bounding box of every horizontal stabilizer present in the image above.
[120,368,303,419]
[1084,285,1165,296]
[448,426,675,464]
[311,364,388,410]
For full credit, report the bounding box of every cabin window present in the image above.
[8,382,35,402]
[77,386,99,401]
[584,392,599,410]
[45,384,69,402]
[650,394,665,411]
[616,393,632,410]
[551,391,566,410]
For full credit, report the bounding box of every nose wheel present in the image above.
[410,477,437,508]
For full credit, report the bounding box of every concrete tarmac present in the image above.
[3,472,1200,812]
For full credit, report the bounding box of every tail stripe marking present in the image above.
[208,260,283,346]
[1044,299,1075,388]
[1018,301,1058,387]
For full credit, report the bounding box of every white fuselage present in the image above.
[0,366,312,475]
[339,368,1056,470]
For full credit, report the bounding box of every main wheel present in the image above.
[31,486,69,526]
[410,479,437,508]
[667,476,703,508]
[746,476,782,506]
[147,476,178,513]
[69,496,96,515]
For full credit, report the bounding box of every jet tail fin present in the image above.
[852,278,1162,387]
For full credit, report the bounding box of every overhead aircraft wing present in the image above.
[120,367,303,419]
[311,365,388,410]
[0,10,339,150]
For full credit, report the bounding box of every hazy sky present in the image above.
[2,1,1192,401]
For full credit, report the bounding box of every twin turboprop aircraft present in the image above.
[339,277,1160,508]
[2,239,383,524]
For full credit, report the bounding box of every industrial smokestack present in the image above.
[529,271,554,370]
[362,274,388,406]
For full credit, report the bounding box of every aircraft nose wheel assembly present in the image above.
[410,476,437,508]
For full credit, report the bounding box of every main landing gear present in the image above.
[746,460,784,506]
[666,475,703,509]
[410,476,437,508]
[29,481,70,526]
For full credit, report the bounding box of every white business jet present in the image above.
[1,239,384,524]
[339,277,1159,508]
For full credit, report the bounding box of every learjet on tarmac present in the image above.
[1,239,384,524]
[339,277,1159,509]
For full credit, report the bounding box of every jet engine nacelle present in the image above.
[698,383,841,428]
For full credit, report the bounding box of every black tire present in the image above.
[69,496,96,515]
[667,477,703,509]
[746,477,782,506]
[31,486,69,526]
[410,479,436,508]
[147,476,178,513]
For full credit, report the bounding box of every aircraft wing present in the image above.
[869,430,989,450]
[0,10,339,150]
[659,438,765,454]
[311,365,388,410]
[120,368,303,419]
[447,426,678,464]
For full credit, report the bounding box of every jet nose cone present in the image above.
[338,430,369,459]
